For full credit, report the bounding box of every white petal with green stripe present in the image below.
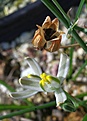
[57,53,69,83]
[10,89,39,99]
[19,76,42,91]
[54,88,67,106]
[25,57,42,76]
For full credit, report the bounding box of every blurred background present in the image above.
[0,0,87,121]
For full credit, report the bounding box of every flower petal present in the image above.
[46,75,60,89]
[40,82,53,92]
[25,58,42,76]
[19,77,42,91]
[57,53,70,82]
[54,88,67,106]
[10,89,39,99]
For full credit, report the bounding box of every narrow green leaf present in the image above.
[75,26,87,35]
[68,38,74,79]
[0,105,32,111]
[65,91,80,109]
[52,0,70,22]
[71,30,87,52]
[0,80,15,92]
[82,114,87,121]
[75,0,85,21]
[0,101,56,119]
[76,93,87,98]
[72,60,87,81]
[60,102,76,112]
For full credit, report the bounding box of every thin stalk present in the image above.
[0,101,56,119]
[74,0,86,34]
[75,0,85,21]
[52,0,70,22]
[67,38,75,80]
[0,105,31,111]
[72,60,87,81]
[60,43,79,49]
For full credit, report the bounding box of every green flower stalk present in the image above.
[10,53,70,106]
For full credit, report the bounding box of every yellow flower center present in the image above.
[27,74,32,78]
[39,73,51,87]
[39,73,60,91]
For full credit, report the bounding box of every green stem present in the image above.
[72,60,87,81]
[0,101,56,119]
[52,0,70,22]
[86,0,87,7]
[82,114,87,121]
[68,38,74,79]
[74,0,87,35]
[75,0,85,21]
[0,105,31,111]
[0,92,87,119]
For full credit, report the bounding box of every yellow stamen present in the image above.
[27,74,32,78]
[39,73,51,87]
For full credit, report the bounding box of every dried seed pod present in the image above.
[32,16,64,52]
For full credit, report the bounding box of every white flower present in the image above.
[10,53,69,106]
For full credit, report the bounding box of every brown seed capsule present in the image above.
[32,16,64,52]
